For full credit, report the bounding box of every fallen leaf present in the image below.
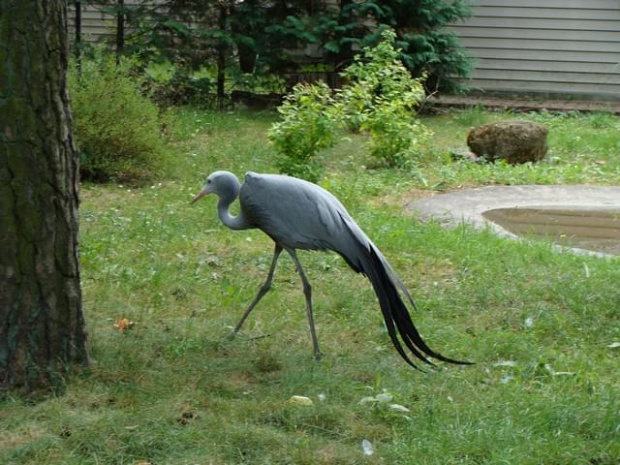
[114,317,134,332]
[607,342,620,349]
[289,395,313,405]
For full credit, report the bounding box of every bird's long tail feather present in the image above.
[366,247,471,369]
[337,213,471,369]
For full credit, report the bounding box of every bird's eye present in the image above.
[207,179,212,184]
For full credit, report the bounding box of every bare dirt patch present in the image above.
[371,188,436,208]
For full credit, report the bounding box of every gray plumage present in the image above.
[192,170,469,369]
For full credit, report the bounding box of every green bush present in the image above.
[143,60,218,107]
[68,51,168,183]
[268,82,340,182]
[365,104,430,167]
[340,29,431,167]
[269,29,430,179]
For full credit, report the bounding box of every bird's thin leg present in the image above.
[287,249,323,360]
[232,244,283,336]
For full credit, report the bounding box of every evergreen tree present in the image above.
[308,0,473,92]
[250,0,473,92]
[97,0,473,93]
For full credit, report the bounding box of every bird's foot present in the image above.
[313,350,324,361]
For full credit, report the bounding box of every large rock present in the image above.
[467,121,549,164]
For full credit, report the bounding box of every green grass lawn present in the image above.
[2,108,619,464]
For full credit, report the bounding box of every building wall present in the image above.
[451,0,620,99]
[68,1,163,43]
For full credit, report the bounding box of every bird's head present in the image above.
[191,171,240,204]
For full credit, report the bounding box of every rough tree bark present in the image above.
[0,0,89,392]
[216,1,228,110]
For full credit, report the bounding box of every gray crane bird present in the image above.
[192,170,469,369]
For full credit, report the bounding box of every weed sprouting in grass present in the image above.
[2,108,620,464]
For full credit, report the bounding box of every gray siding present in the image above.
[69,3,116,42]
[68,1,164,43]
[451,0,620,99]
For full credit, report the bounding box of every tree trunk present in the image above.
[0,0,89,393]
[216,2,228,110]
[116,0,125,64]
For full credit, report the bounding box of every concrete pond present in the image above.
[406,185,620,257]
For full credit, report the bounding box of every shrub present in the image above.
[143,60,218,107]
[269,29,431,179]
[365,104,430,167]
[340,29,431,167]
[268,82,340,182]
[68,51,168,183]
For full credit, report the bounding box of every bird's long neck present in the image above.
[217,195,250,231]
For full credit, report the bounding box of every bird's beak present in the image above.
[191,185,211,204]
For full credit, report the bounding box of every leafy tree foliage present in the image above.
[264,0,472,92]
[382,0,474,92]
[88,0,472,94]
[269,30,430,180]
[313,0,473,92]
